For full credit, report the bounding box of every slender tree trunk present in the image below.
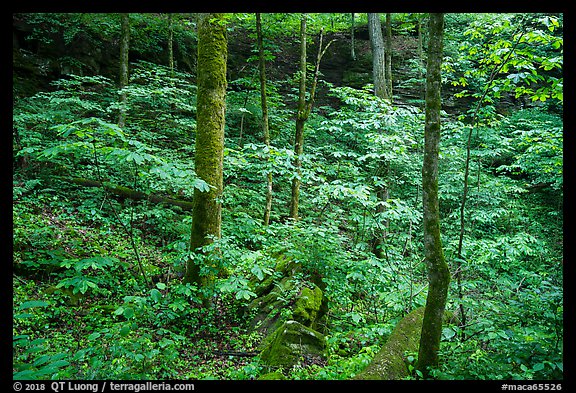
[417,13,450,377]
[369,13,391,257]
[455,28,525,338]
[351,13,356,61]
[238,90,249,147]
[289,16,333,220]
[417,18,424,80]
[256,13,273,226]
[289,14,308,221]
[118,13,130,128]
[385,13,393,100]
[183,13,227,301]
[368,13,388,101]
[372,175,389,258]
[168,13,174,80]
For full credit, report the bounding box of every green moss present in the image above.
[260,320,326,367]
[354,307,425,380]
[185,13,227,291]
[354,307,454,380]
[249,277,294,336]
[257,371,286,380]
[44,286,83,306]
[293,285,323,328]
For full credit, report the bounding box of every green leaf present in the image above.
[235,289,256,300]
[193,178,211,192]
[150,288,162,302]
[33,354,52,367]
[13,369,37,380]
[126,151,145,165]
[114,306,125,316]
[156,282,167,290]
[120,325,131,337]
[533,363,545,372]
[19,300,50,310]
[87,332,101,341]
[123,307,135,319]
[350,312,362,324]
[47,359,70,368]
[442,327,456,340]
[250,265,264,281]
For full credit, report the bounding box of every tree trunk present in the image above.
[372,180,389,259]
[289,14,308,221]
[256,13,274,226]
[368,13,388,101]
[369,13,391,256]
[168,13,174,80]
[351,13,356,61]
[385,13,393,101]
[417,12,450,377]
[118,13,130,128]
[289,17,333,221]
[183,13,227,299]
[417,18,424,80]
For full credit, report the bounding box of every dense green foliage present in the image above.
[13,12,562,381]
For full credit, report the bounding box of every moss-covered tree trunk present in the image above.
[368,13,388,101]
[183,13,227,297]
[118,13,130,128]
[289,14,308,221]
[417,12,450,377]
[256,13,273,226]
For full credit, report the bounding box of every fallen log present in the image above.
[71,177,195,211]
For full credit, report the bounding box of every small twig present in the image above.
[91,138,151,289]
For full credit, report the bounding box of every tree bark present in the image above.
[417,17,424,80]
[289,14,308,221]
[417,12,450,377]
[369,13,391,256]
[368,13,388,101]
[351,13,356,61]
[118,13,130,128]
[371,159,390,259]
[289,17,333,220]
[256,13,273,226]
[183,13,227,297]
[168,13,174,80]
[385,13,393,100]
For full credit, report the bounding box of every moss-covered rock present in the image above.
[248,255,328,336]
[259,320,326,367]
[44,285,83,306]
[354,307,454,380]
[248,276,294,335]
[256,371,286,380]
[354,307,425,380]
[293,285,324,330]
